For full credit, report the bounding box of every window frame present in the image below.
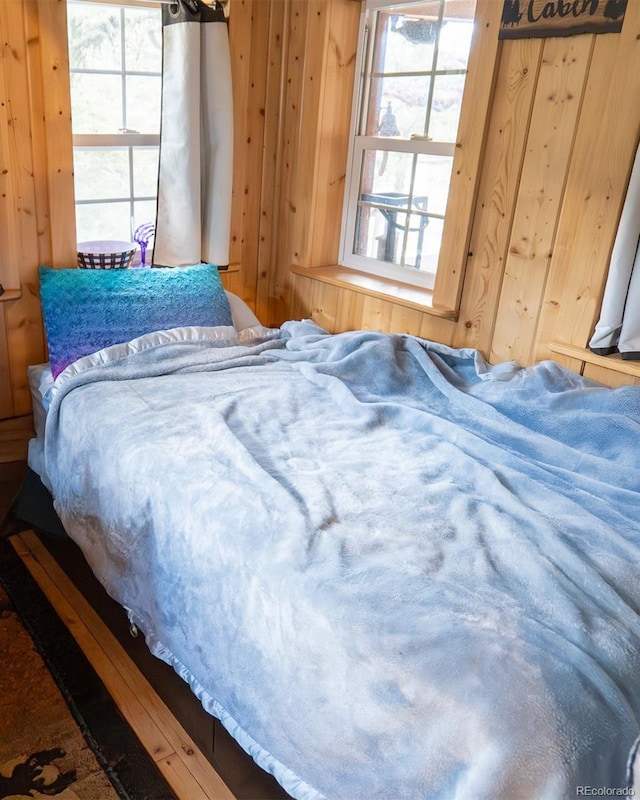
[339,0,500,312]
[67,0,162,248]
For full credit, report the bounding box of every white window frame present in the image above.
[68,0,162,248]
[339,0,476,292]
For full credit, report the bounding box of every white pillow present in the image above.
[225,291,261,331]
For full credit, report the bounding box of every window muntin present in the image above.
[67,1,161,246]
[341,0,476,289]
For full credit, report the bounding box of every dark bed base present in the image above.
[5,469,291,800]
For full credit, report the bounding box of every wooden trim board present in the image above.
[11,530,236,800]
[549,342,640,382]
[290,264,456,318]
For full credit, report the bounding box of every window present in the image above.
[67,0,162,248]
[340,0,477,291]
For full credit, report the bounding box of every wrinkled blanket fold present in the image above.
[42,321,640,799]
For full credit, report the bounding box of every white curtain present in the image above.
[589,140,640,360]
[153,0,233,268]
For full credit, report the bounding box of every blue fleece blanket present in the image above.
[42,321,640,799]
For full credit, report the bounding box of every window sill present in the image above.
[549,342,640,380]
[290,265,456,320]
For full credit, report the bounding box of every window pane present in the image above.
[356,150,432,270]
[365,76,430,139]
[364,1,475,144]
[67,4,122,71]
[73,147,130,201]
[360,149,415,199]
[428,74,466,142]
[76,201,132,243]
[437,14,474,71]
[403,211,432,271]
[354,148,450,275]
[133,201,157,234]
[132,202,156,264]
[125,76,162,133]
[69,2,161,247]
[372,5,439,76]
[70,74,123,133]
[132,148,160,197]
[415,153,453,216]
[124,8,162,73]
[419,214,444,273]
[362,150,453,216]
[353,205,431,272]
[353,205,388,262]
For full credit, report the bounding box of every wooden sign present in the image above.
[499,0,627,39]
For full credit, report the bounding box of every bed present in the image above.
[29,263,640,799]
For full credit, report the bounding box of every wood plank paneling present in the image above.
[389,304,425,338]
[454,37,542,353]
[0,305,15,419]
[288,276,340,332]
[34,0,75,267]
[536,1,640,362]
[0,1,41,283]
[1,1,50,417]
[0,4,23,294]
[419,314,456,346]
[272,5,640,386]
[268,0,359,326]
[24,0,54,269]
[433,0,504,313]
[308,280,339,332]
[582,364,640,388]
[305,0,359,268]
[228,0,252,272]
[359,295,395,333]
[257,0,287,324]
[0,0,75,419]
[289,272,314,320]
[491,35,593,365]
[234,0,271,311]
[288,0,329,271]
[271,0,309,325]
[4,0,640,422]
[335,287,365,332]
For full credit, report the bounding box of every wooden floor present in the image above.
[11,529,237,800]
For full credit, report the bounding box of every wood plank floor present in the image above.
[11,529,237,800]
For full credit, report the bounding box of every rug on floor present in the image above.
[0,536,177,800]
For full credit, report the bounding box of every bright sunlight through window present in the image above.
[341,0,476,290]
[67,1,162,245]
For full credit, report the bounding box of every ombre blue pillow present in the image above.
[39,263,233,379]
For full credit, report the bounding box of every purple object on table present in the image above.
[133,223,156,266]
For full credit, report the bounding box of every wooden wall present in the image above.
[0,0,76,422]
[1,0,640,426]
[273,0,640,384]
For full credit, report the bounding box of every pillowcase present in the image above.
[39,263,233,379]
[224,291,261,331]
